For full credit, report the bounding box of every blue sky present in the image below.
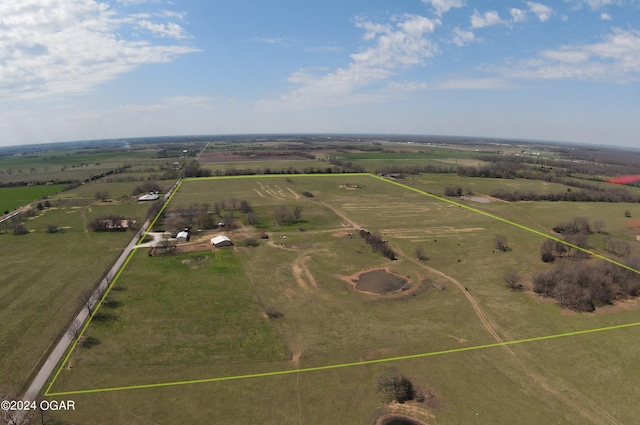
[1,0,639,148]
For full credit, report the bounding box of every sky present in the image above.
[1,0,640,148]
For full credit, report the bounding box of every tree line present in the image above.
[359,230,397,260]
[532,257,640,312]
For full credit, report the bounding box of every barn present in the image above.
[210,235,233,247]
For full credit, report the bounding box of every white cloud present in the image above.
[264,14,440,108]
[422,0,465,16]
[350,14,439,68]
[527,2,553,22]
[510,8,527,23]
[431,78,512,90]
[496,28,640,82]
[581,0,614,9]
[601,12,612,19]
[160,10,186,20]
[256,37,285,44]
[452,27,476,46]
[137,20,189,39]
[119,96,209,112]
[470,10,502,28]
[0,0,198,101]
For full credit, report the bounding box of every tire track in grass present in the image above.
[390,216,621,423]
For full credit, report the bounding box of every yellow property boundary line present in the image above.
[45,173,640,397]
[46,321,640,396]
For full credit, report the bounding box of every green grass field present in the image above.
[43,174,640,425]
[0,184,65,213]
[0,195,150,398]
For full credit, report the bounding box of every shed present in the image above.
[210,235,233,247]
[138,192,159,201]
[259,231,268,240]
[176,231,190,242]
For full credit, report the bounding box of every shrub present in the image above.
[376,371,415,403]
[242,237,259,247]
[265,307,284,319]
[13,223,28,235]
[45,224,60,234]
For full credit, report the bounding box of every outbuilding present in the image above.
[138,192,159,201]
[176,231,190,242]
[210,235,233,247]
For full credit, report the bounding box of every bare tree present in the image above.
[95,191,110,202]
[240,200,251,214]
[494,234,509,252]
[78,288,95,316]
[292,206,303,223]
[158,235,177,254]
[415,245,428,261]
[540,239,555,262]
[212,201,222,217]
[594,219,605,233]
[247,212,259,225]
[503,268,522,290]
[273,206,290,225]
[68,319,84,340]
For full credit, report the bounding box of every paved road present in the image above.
[20,218,149,402]
[15,179,181,423]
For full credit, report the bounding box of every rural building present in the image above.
[176,231,190,242]
[259,231,268,240]
[210,235,233,247]
[138,192,159,201]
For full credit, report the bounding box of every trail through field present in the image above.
[398,246,621,425]
[322,198,618,424]
[81,209,90,239]
[318,201,360,229]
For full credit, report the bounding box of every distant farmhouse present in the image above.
[210,235,233,248]
[176,231,190,242]
[138,191,160,201]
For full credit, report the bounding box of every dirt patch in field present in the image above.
[626,218,640,228]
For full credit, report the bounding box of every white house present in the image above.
[176,231,189,242]
[210,235,233,247]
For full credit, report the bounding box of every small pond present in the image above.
[353,269,407,294]
[377,415,425,425]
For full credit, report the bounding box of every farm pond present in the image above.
[352,269,408,294]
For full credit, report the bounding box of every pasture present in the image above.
[0,197,150,398]
[44,174,640,425]
[0,184,65,213]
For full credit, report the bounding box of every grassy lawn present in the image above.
[43,175,640,425]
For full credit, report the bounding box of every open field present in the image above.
[0,184,65,213]
[0,149,167,184]
[43,174,640,425]
[0,195,150,398]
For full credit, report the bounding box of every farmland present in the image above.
[0,185,65,213]
[2,136,640,425]
[44,174,640,425]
